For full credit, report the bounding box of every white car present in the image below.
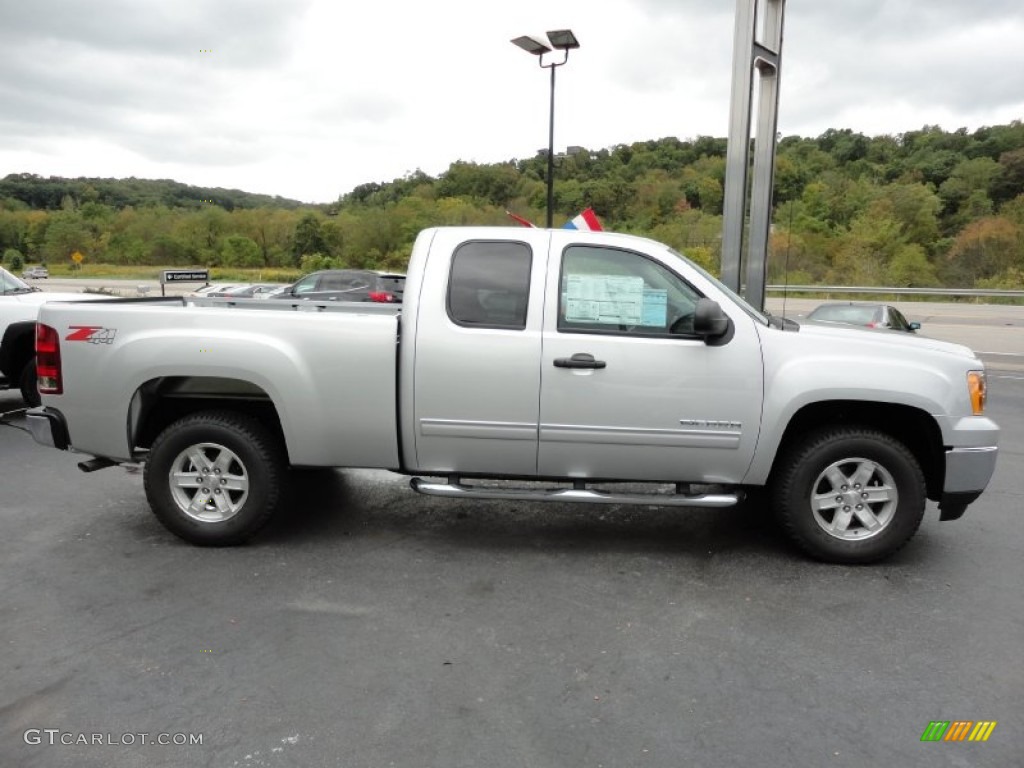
[22,266,49,279]
[1,267,110,405]
[185,283,246,298]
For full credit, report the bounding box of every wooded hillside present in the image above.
[2,121,1023,288]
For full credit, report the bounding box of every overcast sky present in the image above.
[1,0,1022,203]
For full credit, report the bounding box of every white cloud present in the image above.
[0,0,1021,203]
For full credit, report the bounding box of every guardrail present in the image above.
[765,285,1024,299]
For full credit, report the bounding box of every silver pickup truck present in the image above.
[27,227,999,563]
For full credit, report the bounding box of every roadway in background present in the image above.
[31,278,1024,372]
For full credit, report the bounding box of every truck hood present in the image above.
[793,320,981,363]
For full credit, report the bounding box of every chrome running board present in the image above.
[410,478,739,508]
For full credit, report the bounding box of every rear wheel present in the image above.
[771,426,926,564]
[19,358,39,407]
[144,411,285,545]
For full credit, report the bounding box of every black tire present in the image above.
[143,410,285,546]
[19,358,40,407]
[771,426,926,564]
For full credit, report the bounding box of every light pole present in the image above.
[511,29,580,228]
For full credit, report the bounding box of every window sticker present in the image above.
[640,288,668,327]
[565,274,645,325]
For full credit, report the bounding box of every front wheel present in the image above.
[144,411,285,545]
[771,427,926,564]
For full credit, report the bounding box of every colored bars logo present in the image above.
[921,721,997,742]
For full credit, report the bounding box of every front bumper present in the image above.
[26,406,70,451]
[939,445,998,521]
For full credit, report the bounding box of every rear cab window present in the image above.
[447,241,532,330]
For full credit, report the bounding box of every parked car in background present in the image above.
[22,266,49,279]
[215,283,287,299]
[185,283,246,298]
[1,266,111,405]
[273,269,405,303]
[805,302,920,333]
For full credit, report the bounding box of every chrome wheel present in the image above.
[810,456,897,541]
[168,442,250,523]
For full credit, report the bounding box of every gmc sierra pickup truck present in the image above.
[27,227,999,563]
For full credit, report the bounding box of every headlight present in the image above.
[968,371,987,415]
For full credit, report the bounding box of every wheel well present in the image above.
[130,377,288,462]
[773,401,945,501]
[0,322,35,379]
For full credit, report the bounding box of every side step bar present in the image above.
[410,478,740,508]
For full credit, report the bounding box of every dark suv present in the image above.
[274,269,405,303]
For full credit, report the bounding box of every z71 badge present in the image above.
[66,326,117,344]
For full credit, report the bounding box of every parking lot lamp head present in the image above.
[510,36,552,56]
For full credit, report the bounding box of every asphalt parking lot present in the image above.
[1,354,1022,767]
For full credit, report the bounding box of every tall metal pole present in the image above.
[547,64,556,228]
[720,0,786,310]
[512,32,578,229]
[721,0,758,295]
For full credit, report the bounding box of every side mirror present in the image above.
[909,322,921,331]
[693,298,730,340]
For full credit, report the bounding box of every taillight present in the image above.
[368,291,396,303]
[36,323,63,395]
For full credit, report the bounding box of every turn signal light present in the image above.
[368,291,396,303]
[968,371,986,415]
[36,323,63,395]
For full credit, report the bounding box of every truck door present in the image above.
[537,242,764,483]
[410,234,546,475]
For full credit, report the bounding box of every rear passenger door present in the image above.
[411,235,546,475]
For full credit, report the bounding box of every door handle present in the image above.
[553,353,607,369]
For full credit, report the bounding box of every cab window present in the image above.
[447,241,532,330]
[558,246,702,336]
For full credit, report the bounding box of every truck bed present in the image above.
[35,296,402,468]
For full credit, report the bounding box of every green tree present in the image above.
[944,216,1021,284]
[42,211,92,263]
[886,243,940,286]
[221,235,263,267]
[293,213,326,264]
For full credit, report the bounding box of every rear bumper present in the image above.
[939,445,998,521]
[26,406,70,451]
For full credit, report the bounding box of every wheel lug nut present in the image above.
[836,496,843,502]
[841,485,848,491]
[856,504,863,509]
[214,489,221,494]
[844,506,851,512]
[861,492,868,499]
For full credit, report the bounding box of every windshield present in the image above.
[0,267,36,295]
[666,248,769,325]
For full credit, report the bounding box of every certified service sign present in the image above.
[162,270,210,283]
